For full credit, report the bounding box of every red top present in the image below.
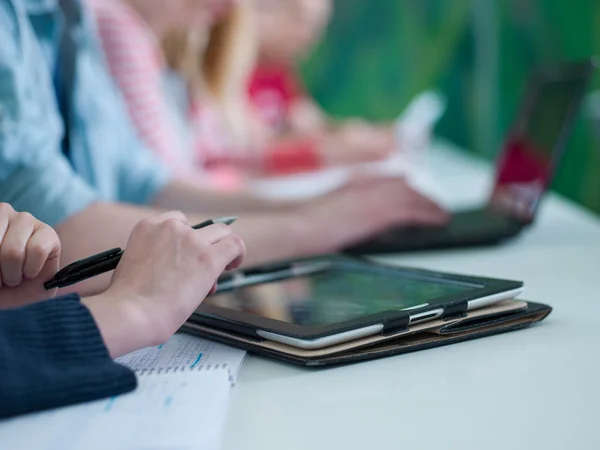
[248,64,323,174]
[248,64,304,131]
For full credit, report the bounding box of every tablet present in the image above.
[191,256,523,349]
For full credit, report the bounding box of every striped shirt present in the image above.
[89,0,233,185]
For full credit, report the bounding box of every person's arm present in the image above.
[0,294,137,420]
[0,3,99,229]
[287,97,330,135]
[53,200,304,296]
[80,211,245,358]
[0,211,246,420]
[151,179,296,214]
[88,2,292,214]
[2,2,447,301]
[288,99,395,167]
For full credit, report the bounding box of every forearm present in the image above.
[228,211,326,266]
[156,187,323,265]
[82,291,150,359]
[55,193,319,298]
[154,183,330,265]
[152,180,297,214]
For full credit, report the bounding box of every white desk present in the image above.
[222,144,600,450]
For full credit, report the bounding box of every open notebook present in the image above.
[116,333,248,382]
[0,334,247,450]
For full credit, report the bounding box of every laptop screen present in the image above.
[489,63,593,223]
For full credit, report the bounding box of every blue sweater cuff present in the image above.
[0,294,137,419]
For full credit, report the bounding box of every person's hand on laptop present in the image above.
[0,203,62,308]
[296,175,448,253]
[83,211,245,358]
[321,120,395,166]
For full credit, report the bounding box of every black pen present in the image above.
[44,217,238,290]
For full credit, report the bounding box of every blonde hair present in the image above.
[162,3,257,103]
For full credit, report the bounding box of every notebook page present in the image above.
[117,333,247,382]
[0,369,231,450]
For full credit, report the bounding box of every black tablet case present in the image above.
[182,299,551,366]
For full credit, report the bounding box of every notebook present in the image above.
[117,332,248,382]
[0,334,247,450]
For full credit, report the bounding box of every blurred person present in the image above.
[161,1,261,187]
[250,0,397,166]
[164,0,395,177]
[0,0,446,299]
[95,0,390,185]
[0,203,245,419]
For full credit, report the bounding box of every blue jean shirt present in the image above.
[0,0,171,226]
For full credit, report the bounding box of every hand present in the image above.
[299,176,448,253]
[83,212,245,358]
[322,121,395,166]
[0,203,61,308]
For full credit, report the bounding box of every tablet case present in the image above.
[182,299,552,366]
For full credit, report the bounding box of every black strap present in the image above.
[56,0,81,160]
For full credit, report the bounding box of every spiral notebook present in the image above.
[116,332,248,382]
[0,334,247,450]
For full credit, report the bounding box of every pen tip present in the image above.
[215,216,238,226]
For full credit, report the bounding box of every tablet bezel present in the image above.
[189,256,523,340]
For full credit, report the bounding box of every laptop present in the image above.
[345,59,597,255]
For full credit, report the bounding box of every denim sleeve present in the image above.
[0,2,98,227]
[116,127,172,206]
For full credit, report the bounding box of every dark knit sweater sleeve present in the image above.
[0,294,137,419]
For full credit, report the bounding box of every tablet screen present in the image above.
[203,268,479,326]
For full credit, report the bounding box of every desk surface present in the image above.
[222,144,600,450]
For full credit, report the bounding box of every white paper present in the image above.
[116,333,248,382]
[0,369,231,450]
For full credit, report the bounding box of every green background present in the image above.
[301,0,600,214]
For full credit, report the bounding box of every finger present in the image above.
[407,190,449,218]
[407,203,448,224]
[22,224,61,280]
[0,214,36,287]
[210,235,246,272]
[404,208,449,225]
[196,223,233,245]
[395,200,449,224]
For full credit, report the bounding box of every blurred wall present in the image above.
[302,0,600,214]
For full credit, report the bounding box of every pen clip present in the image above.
[53,247,123,278]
